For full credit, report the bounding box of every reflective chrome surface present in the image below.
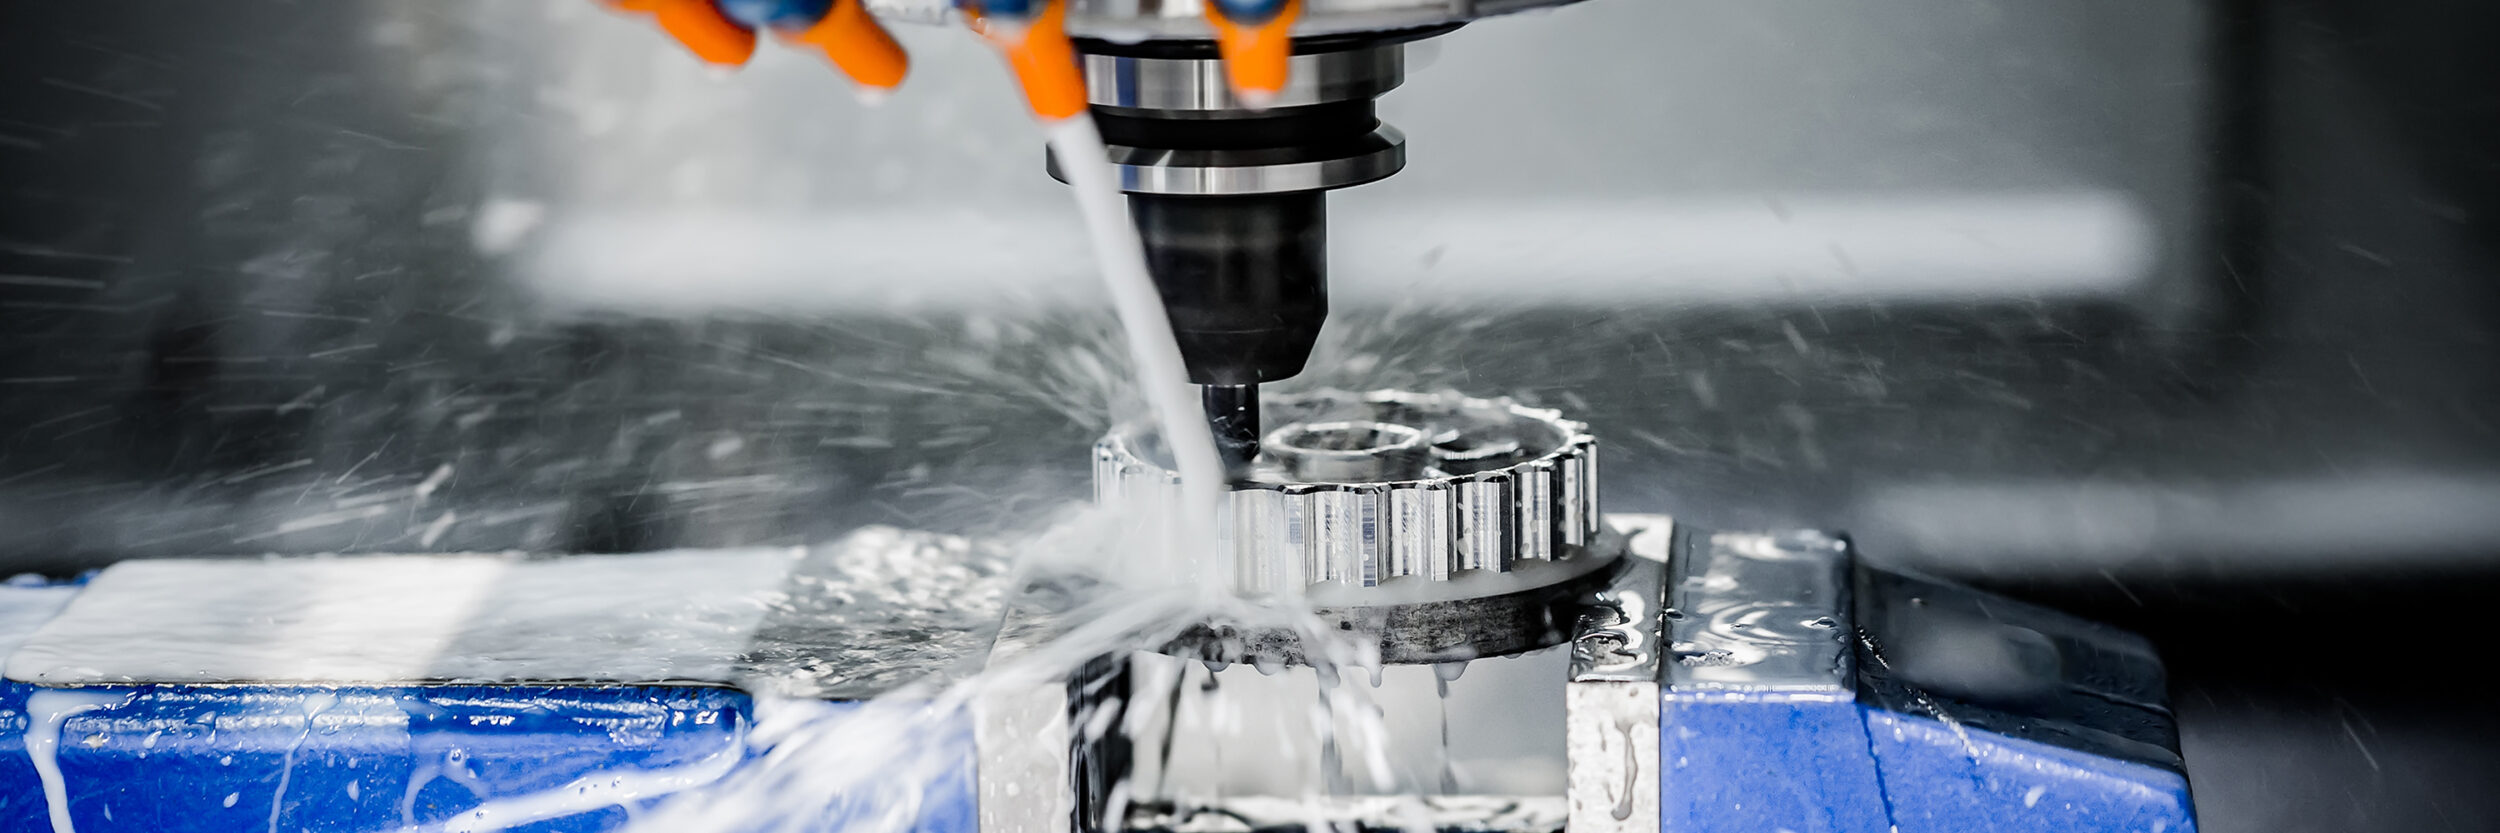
[867,0,1590,39]
[1563,514,1669,833]
[1162,538,1620,665]
[1083,47,1404,112]
[1263,419,1431,481]
[1566,514,1669,685]
[1663,529,1854,699]
[1062,125,1405,195]
[1122,795,1564,833]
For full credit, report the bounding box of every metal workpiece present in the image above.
[1083,44,1404,112]
[736,527,1015,699]
[1096,389,1609,598]
[1123,796,1565,833]
[865,0,1590,39]
[1264,418,1432,481]
[1163,532,1625,665]
[1564,514,1672,833]
[1566,514,1673,685]
[1663,528,1858,698]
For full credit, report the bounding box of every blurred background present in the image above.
[3,0,2495,830]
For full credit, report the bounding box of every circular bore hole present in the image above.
[1264,420,1430,482]
[1274,420,1422,453]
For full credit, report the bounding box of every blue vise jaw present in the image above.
[0,531,991,833]
[1565,515,2199,833]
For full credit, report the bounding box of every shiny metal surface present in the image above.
[1563,514,1668,833]
[1566,514,1670,685]
[1055,125,1405,195]
[1663,529,1854,699]
[1083,47,1403,112]
[867,0,1588,39]
[1264,419,1431,481]
[1161,528,1625,666]
[736,527,1013,699]
[1121,795,1564,833]
[1097,389,1602,595]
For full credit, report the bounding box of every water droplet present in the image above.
[1802,616,1839,630]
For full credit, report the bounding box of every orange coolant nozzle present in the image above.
[968,0,1089,122]
[1206,0,1302,108]
[784,0,911,91]
[636,0,760,66]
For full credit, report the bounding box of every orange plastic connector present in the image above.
[968,0,1089,122]
[607,0,758,66]
[784,0,911,90]
[1206,0,1302,107]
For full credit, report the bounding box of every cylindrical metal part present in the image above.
[1082,43,1403,113]
[865,0,1588,41]
[1054,40,1409,196]
[1130,192,1329,386]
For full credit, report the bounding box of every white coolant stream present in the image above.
[1041,117,1229,589]
[26,689,129,833]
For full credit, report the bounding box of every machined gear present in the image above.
[1094,389,1610,598]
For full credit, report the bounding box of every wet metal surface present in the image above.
[1562,514,1667,833]
[1661,529,1853,698]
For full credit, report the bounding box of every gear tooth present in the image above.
[1230,488,1285,595]
[1418,480,1455,580]
[1515,458,1555,563]
[1574,437,1600,543]
[1457,470,1515,573]
[1114,462,1146,502]
[1283,484,1321,589]
[1353,483,1389,587]
[1388,481,1444,580]
[1306,486,1359,586]
[1556,445,1585,549]
[1093,443,1119,506]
